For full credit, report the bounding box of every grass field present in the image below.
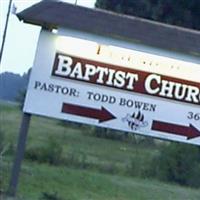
[1,102,200,200]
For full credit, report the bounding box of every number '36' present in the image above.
[187,112,200,121]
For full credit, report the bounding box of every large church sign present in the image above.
[24,30,200,145]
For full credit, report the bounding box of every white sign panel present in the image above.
[24,29,200,145]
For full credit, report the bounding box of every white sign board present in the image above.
[24,29,200,145]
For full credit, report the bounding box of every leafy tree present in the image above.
[0,68,30,102]
[15,89,26,110]
[95,0,200,30]
[152,143,200,187]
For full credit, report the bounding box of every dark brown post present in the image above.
[7,112,31,196]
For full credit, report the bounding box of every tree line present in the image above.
[95,0,200,30]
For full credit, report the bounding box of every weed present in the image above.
[40,192,63,200]
[25,137,63,166]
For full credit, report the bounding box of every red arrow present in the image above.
[152,120,200,140]
[62,103,116,123]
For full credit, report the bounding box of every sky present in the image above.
[0,0,95,75]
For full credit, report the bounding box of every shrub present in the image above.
[99,162,118,174]
[136,136,156,147]
[25,137,63,165]
[151,143,200,187]
[63,151,90,170]
[90,127,125,141]
[127,154,152,178]
[59,120,83,129]
[15,89,26,110]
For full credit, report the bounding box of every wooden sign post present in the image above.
[8,113,31,196]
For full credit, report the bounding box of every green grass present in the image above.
[2,162,200,200]
[1,102,200,200]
